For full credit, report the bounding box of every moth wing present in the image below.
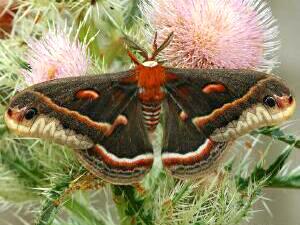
[29,71,153,184]
[162,68,267,179]
[75,95,153,184]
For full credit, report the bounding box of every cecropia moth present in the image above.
[4,34,296,184]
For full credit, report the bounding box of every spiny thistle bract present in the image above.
[0,0,299,225]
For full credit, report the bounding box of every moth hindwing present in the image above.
[5,63,296,184]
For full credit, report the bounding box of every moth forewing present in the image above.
[4,57,296,183]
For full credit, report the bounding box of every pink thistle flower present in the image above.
[22,30,91,85]
[141,0,279,71]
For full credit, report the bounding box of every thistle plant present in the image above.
[22,29,91,84]
[0,0,299,225]
[141,0,280,72]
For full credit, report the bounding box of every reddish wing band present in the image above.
[10,72,154,184]
[75,95,154,184]
[6,64,294,183]
[162,94,228,178]
[162,68,268,178]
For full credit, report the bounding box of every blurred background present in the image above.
[0,0,299,224]
[246,0,300,224]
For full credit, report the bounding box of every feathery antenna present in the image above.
[122,32,174,62]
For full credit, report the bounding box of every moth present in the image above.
[4,34,296,185]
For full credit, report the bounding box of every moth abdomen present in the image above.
[141,102,162,131]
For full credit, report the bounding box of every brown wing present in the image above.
[7,71,153,184]
[162,68,268,179]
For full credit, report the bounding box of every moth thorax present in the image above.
[142,61,158,67]
[136,62,166,103]
[141,102,161,132]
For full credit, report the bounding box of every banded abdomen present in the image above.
[141,102,161,131]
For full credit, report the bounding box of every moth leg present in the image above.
[132,182,146,195]
[53,173,105,206]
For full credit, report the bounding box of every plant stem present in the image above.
[236,146,293,190]
[111,185,153,225]
[267,174,300,189]
[256,126,300,148]
[64,199,106,225]
[35,178,72,225]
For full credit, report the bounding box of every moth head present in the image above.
[5,90,42,135]
[257,76,296,124]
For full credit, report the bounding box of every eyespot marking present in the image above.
[7,108,13,117]
[75,89,100,101]
[24,108,38,120]
[179,111,188,121]
[263,95,276,108]
[202,83,226,94]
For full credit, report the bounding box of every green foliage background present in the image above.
[0,1,299,225]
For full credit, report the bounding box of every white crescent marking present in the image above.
[161,138,211,160]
